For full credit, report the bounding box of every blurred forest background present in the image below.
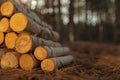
[15,0,119,42]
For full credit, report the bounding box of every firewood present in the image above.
[19,54,38,70]
[5,32,18,49]
[10,13,28,32]
[41,55,73,72]
[15,32,61,54]
[8,0,52,30]
[0,48,7,68]
[34,46,70,60]
[0,32,4,45]
[0,18,10,32]
[1,51,20,69]
[10,13,59,41]
[1,1,14,17]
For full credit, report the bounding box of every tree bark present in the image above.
[34,46,70,60]
[8,0,53,30]
[15,32,61,54]
[114,0,120,42]
[10,12,59,41]
[41,55,73,72]
[68,0,75,42]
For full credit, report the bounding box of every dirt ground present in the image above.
[1,41,120,80]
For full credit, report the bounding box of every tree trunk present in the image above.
[55,0,62,34]
[15,32,61,54]
[114,0,120,42]
[34,46,70,60]
[19,54,39,70]
[1,51,20,69]
[68,0,75,42]
[41,55,73,72]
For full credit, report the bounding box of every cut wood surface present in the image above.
[5,32,18,49]
[15,33,61,54]
[19,54,38,70]
[0,32,4,45]
[1,1,14,17]
[41,55,73,72]
[0,17,10,32]
[0,48,7,68]
[8,0,52,30]
[34,46,70,60]
[1,51,20,69]
[10,13,59,41]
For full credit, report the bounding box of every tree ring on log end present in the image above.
[34,46,48,61]
[5,32,18,49]
[15,33,32,54]
[10,13,28,32]
[19,54,35,70]
[1,1,14,17]
[41,59,55,72]
[1,52,18,69]
[0,18,9,32]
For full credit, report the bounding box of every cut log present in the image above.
[0,17,10,32]
[19,54,38,70]
[5,32,18,49]
[10,13,28,32]
[10,13,59,41]
[0,48,7,68]
[41,55,73,72]
[34,46,70,60]
[1,1,14,17]
[15,33,61,54]
[8,0,52,30]
[0,32,4,45]
[1,51,20,69]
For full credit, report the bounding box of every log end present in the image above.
[15,33,32,54]
[0,32,4,45]
[0,18,9,32]
[1,52,18,69]
[10,13,28,32]
[5,32,18,49]
[34,46,48,60]
[1,1,14,17]
[19,54,35,70]
[41,59,55,72]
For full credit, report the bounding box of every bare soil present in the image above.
[0,41,120,80]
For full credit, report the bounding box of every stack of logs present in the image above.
[0,0,73,72]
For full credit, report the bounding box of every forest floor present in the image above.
[0,41,120,80]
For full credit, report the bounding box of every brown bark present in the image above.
[19,54,39,70]
[5,32,18,49]
[34,46,70,60]
[68,0,75,42]
[41,55,73,72]
[114,0,120,42]
[1,51,20,69]
[15,33,61,54]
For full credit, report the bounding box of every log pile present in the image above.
[0,0,74,72]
